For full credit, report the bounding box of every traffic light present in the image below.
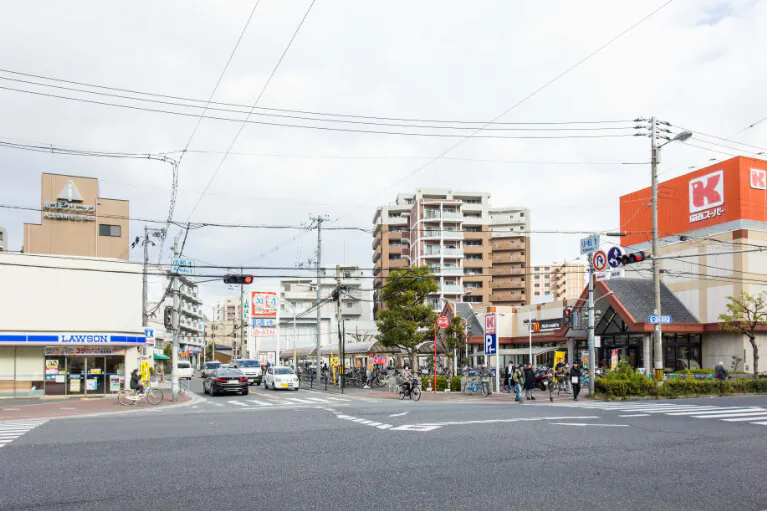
[223,274,254,285]
[563,307,573,326]
[163,306,173,330]
[619,251,647,266]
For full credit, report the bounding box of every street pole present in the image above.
[142,226,149,328]
[171,238,180,402]
[587,260,595,396]
[433,318,437,393]
[292,302,297,370]
[335,266,343,387]
[650,116,664,382]
[528,309,533,366]
[239,268,245,361]
[314,216,324,379]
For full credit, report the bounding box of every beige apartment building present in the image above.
[373,189,530,315]
[531,263,585,302]
[24,173,129,259]
[208,297,245,348]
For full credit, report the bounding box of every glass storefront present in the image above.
[43,350,125,396]
[0,346,45,398]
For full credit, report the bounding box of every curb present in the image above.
[591,392,767,402]
[0,391,201,423]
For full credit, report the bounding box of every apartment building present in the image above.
[148,273,205,366]
[208,297,245,349]
[373,189,530,314]
[275,266,375,352]
[532,263,586,302]
[0,226,7,252]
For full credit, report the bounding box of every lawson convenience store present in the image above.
[0,333,147,398]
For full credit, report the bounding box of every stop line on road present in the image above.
[194,395,353,410]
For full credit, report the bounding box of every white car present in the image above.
[176,361,193,379]
[232,359,263,385]
[264,367,299,391]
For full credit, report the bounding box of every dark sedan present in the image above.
[202,368,249,396]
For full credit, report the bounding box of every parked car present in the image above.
[201,361,222,378]
[232,359,263,385]
[202,368,249,396]
[177,361,193,379]
[264,366,300,391]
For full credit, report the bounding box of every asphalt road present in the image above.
[1,384,766,511]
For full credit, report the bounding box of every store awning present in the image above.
[153,354,171,360]
[497,347,558,356]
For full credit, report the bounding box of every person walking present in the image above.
[505,361,514,393]
[512,364,525,403]
[523,363,536,400]
[570,361,582,401]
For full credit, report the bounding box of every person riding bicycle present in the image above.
[715,361,728,381]
[400,366,413,394]
[129,369,143,394]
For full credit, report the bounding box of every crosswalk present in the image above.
[195,394,354,410]
[0,419,48,448]
[547,401,767,427]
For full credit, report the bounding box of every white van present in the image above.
[177,361,193,379]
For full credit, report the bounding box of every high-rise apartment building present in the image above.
[532,263,585,301]
[148,273,205,366]
[373,189,530,314]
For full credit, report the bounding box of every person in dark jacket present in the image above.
[129,369,143,394]
[570,362,582,401]
[523,363,536,400]
[714,361,728,381]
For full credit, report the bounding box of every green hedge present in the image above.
[595,378,767,399]
[671,369,748,375]
[421,376,462,392]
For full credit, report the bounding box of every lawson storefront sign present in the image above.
[0,333,147,344]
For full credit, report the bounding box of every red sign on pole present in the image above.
[485,314,496,334]
[438,315,449,329]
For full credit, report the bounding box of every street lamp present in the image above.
[651,118,692,381]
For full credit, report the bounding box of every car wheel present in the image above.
[242,388,249,396]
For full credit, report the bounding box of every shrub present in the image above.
[422,376,462,392]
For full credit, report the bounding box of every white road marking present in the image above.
[227,401,247,407]
[283,398,312,404]
[666,408,761,417]
[722,415,767,422]
[691,410,767,419]
[325,397,350,402]
[551,423,629,427]
[389,412,408,417]
[59,407,76,410]
[2,408,20,411]
[618,414,650,417]
[749,421,767,426]
[0,420,47,448]
[303,398,330,403]
[416,416,599,427]
[248,400,274,407]
[376,424,392,429]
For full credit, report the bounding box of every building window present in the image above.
[466,254,482,261]
[534,284,540,288]
[464,226,482,232]
[99,224,121,237]
[466,240,482,247]
[534,275,539,279]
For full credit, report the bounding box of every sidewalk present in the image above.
[342,385,585,403]
[0,384,194,421]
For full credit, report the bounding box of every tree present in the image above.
[163,342,173,358]
[438,316,467,376]
[376,266,438,370]
[718,292,767,377]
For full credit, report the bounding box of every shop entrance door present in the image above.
[85,357,106,395]
[67,357,85,395]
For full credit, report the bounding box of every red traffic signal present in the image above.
[224,274,254,285]
[563,307,573,326]
[619,251,647,266]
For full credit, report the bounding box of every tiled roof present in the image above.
[605,278,698,323]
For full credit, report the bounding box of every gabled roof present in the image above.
[452,302,484,336]
[605,278,698,324]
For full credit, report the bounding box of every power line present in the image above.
[331,0,676,223]
[0,67,635,127]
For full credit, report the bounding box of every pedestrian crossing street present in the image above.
[194,393,356,410]
[548,401,767,427]
[0,419,48,448]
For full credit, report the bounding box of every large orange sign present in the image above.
[620,156,767,246]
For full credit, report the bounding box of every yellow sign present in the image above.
[553,351,566,379]
[140,362,151,384]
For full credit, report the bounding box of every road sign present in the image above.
[594,335,601,348]
[252,318,276,327]
[484,333,497,355]
[171,258,194,275]
[648,315,673,325]
[438,315,449,329]
[607,246,623,268]
[580,235,600,255]
[595,272,607,282]
[592,250,608,271]
[144,328,155,346]
[484,314,496,334]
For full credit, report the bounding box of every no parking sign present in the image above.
[592,250,608,272]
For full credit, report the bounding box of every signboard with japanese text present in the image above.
[252,291,278,318]
[484,314,496,335]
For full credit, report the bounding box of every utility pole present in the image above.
[587,260,595,396]
[171,237,181,402]
[292,302,297,370]
[650,116,664,382]
[142,226,149,328]
[313,215,326,379]
[335,265,343,389]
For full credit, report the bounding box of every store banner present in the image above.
[45,347,126,356]
[581,351,590,368]
[611,349,619,371]
[553,351,566,370]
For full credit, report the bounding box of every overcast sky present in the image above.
[1,0,765,310]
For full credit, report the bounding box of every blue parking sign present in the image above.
[484,334,497,355]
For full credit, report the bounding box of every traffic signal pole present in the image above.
[587,260,595,396]
[240,267,245,361]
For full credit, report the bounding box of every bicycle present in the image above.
[117,383,164,406]
[464,376,489,397]
[397,377,421,401]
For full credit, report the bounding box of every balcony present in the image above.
[423,247,464,258]
[442,231,464,241]
[492,254,524,264]
[421,229,440,240]
[440,284,463,294]
[388,214,409,224]
[388,259,408,268]
[492,278,525,290]
[372,236,381,250]
[491,291,525,303]
[441,267,463,276]
[491,267,525,276]
[442,211,463,221]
